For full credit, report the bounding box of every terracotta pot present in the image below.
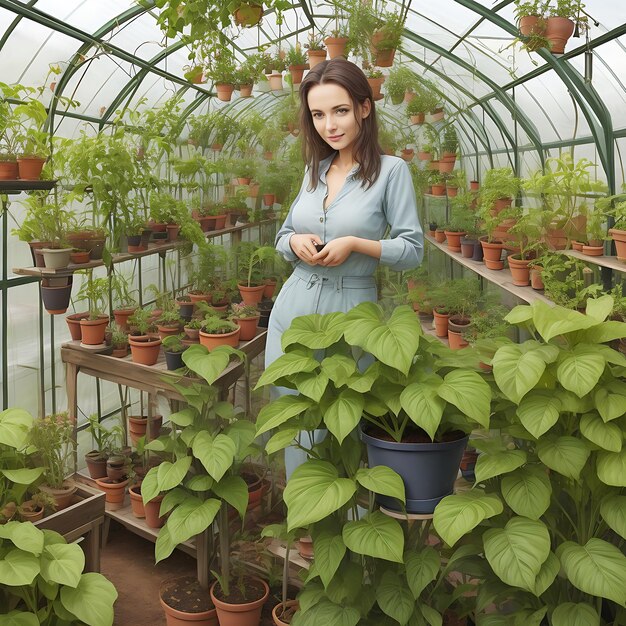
[441,151,457,163]
[166,224,180,241]
[79,315,109,345]
[95,477,128,511]
[470,181,480,191]
[439,160,455,174]
[444,231,466,253]
[128,414,163,445]
[582,244,603,256]
[263,279,277,298]
[460,237,476,259]
[189,292,212,305]
[160,577,218,626]
[508,254,533,286]
[17,156,46,180]
[446,186,458,198]
[111,346,128,358]
[184,326,200,341]
[324,37,348,59]
[298,536,314,559]
[66,312,89,340]
[428,160,440,171]
[144,494,165,528]
[263,194,275,207]
[199,327,241,351]
[216,83,234,102]
[480,238,504,270]
[239,84,253,98]
[434,230,446,243]
[431,184,445,196]
[447,330,468,351]
[289,64,308,85]
[529,265,544,290]
[572,240,584,252]
[608,228,626,260]
[545,16,575,54]
[519,15,544,36]
[545,227,568,250]
[238,283,266,305]
[18,500,44,522]
[307,49,326,68]
[128,484,145,518]
[417,150,431,161]
[157,324,182,340]
[366,76,385,100]
[129,335,162,365]
[272,600,299,626]
[39,480,77,511]
[211,577,269,626]
[235,316,260,341]
[214,214,227,230]
[401,149,414,162]
[106,456,129,481]
[268,73,283,91]
[411,114,425,125]
[113,307,136,331]
[493,197,512,213]
[85,451,108,479]
[433,309,450,338]
[70,250,90,264]
[0,160,18,180]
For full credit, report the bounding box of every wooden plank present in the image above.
[564,249,626,273]
[35,485,105,536]
[267,539,311,570]
[425,234,553,305]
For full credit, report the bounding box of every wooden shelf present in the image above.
[564,249,626,273]
[0,179,57,194]
[424,234,553,305]
[12,219,278,278]
[419,316,449,346]
[423,194,448,199]
[267,539,311,570]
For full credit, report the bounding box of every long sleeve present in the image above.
[275,173,308,263]
[379,161,424,271]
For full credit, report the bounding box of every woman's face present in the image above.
[307,83,370,154]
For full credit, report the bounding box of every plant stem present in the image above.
[218,504,230,597]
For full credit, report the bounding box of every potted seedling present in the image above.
[162,334,188,370]
[236,243,277,305]
[304,31,327,68]
[84,413,125,479]
[183,317,203,342]
[156,310,183,339]
[284,43,309,85]
[110,324,129,358]
[199,314,241,351]
[230,302,260,341]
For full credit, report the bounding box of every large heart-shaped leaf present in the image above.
[474,449,527,483]
[256,351,319,388]
[376,570,415,625]
[344,303,421,375]
[532,301,595,342]
[596,449,626,487]
[584,320,626,344]
[212,475,248,519]
[405,547,440,599]
[281,312,347,350]
[585,295,614,323]
[580,412,622,452]
[517,391,561,438]
[0,467,45,486]
[41,543,84,588]
[313,531,346,588]
[0,521,44,555]
[0,548,39,585]
[321,355,357,387]
[600,495,626,539]
[157,457,192,492]
[265,428,300,456]
[141,467,160,505]
[438,369,491,428]
[483,517,550,593]
[342,511,404,563]
[594,381,626,422]
[256,395,314,436]
[501,466,551,520]
[293,598,359,626]
[533,551,560,596]
[346,362,380,393]
[1,611,39,626]
[433,490,503,547]
[182,344,237,384]
[165,498,221,547]
[355,466,405,503]
[324,389,364,444]
[60,572,118,626]
[537,436,590,480]
[492,344,551,404]
[400,379,445,440]
[0,408,34,449]
[292,371,329,402]
[557,538,626,606]
[191,432,236,482]
[551,602,600,626]
[284,460,356,530]
[557,344,606,398]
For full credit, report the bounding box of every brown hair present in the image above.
[299,58,383,191]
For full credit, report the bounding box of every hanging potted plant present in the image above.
[285,43,309,85]
[183,64,206,84]
[231,1,264,27]
[514,0,547,36]
[205,51,238,102]
[370,9,405,67]
[304,32,327,68]
[545,0,586,54]
[364,67,385,101]
[386,66,418,106]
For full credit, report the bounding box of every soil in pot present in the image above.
[160,576,217,626]
[210,576,269,626]
[272,600,299,626]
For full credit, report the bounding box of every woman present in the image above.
[266,58,423,475]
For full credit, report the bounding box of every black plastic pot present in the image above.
[41,276,73,315]
[140,228,152,249]
[472,241,484,262]
[258,300,274,328]
[360,425,468,514]
[152,231,168,242]
[177,300,194,321]
[127,234,142,247]
[164,350,185,370]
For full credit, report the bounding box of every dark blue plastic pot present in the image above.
[360,425,468,514]
[164,350,185,370]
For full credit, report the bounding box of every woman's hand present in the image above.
[312,236,355,267]
[289,234,323,265]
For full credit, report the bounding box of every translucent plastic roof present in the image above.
[1,0,625,188]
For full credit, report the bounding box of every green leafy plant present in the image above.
[229,303,258,319]
[29,413,74,490]
[540,252,602,309]
[235,242,277,287]
[201,316,238,335]
[162,334,186,353]
[85,413,124,459]
[432,296,626,626]
[0,521,118,625]
[284,43,307,66]
[127,307,155,336]
[385,66,419,104]
[74,274,109,320]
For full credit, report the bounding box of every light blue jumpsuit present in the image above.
[265,153,424,476]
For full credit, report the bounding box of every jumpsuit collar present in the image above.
[319,152,360,184]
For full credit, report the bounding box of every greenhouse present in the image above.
[1,0,626,624]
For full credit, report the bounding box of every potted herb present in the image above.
[598,192,626,260]
[199,315,240,351]
[364,67,385,100]
[205,51,237,101]
[110,273,138,331]
[183,317,203,342]
[75,275,110,346]
[304,31,326,68]
[385,65,418,105]
[370,9,405,67]
[30,412,77,510]
[84,413,124,479]
[236,243,277,305]
[161,334,188,370]
[545,0,586,53]
[110,324,129,358]
[155,310,183,339]
[230,302,260,341]
[284,43,308,85]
